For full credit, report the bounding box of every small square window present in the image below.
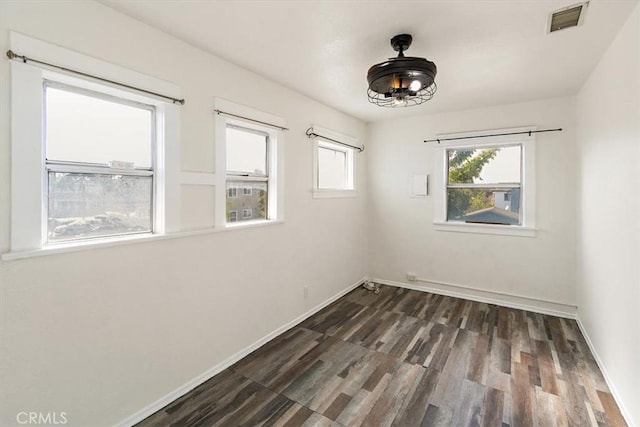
[227,187,238,198]
[242,208,252,219]
[242,186,252,196]
[314,139,354,193]
[228,210,238,222]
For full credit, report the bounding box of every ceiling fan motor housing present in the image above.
[367,57,437,96]
[367,34,437,107]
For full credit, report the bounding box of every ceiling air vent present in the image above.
[549,2,588,33]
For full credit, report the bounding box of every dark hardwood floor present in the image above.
[137,285,627,426]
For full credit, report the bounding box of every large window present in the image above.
[7,32,181,255]
[45,82,155,242]
[225,125,269,224]
[446,145,521,225]
[434,127,536,237]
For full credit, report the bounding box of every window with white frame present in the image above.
[434,127,536,237]
[7,33,181,254]
[213,98,285,228]
[446,145,521,225]
[317,141,353,190]
[225,125,269,224]
[228,210,238,222]
[45,82,155,242]
[312,126,357,197]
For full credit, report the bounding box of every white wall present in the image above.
[366,97,577,313]
[576,3,640,425]
[0,1,368,426]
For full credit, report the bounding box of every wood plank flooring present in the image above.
[136,285,627,427]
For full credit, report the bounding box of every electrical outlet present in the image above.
[406,272,417,281]
[304,286,309,299]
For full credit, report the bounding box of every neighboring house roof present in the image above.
[462,206,520,225]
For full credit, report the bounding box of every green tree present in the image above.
[447,148,498,219]
[258,190,266,219]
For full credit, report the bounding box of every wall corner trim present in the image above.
[115,276,366,427]
[575,316,636,427]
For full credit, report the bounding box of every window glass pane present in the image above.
[448,146,521,184]
[45,86,153,168]
[226,127,267,176]
[447,188,521,225]
[318,146,347,189]
[48,172,152,241]
[226,181,267,223]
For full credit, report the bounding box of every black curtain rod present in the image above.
[214,109,289,131]
[306,128,364,152]
[424,128,562,144]
[6,50,185,105]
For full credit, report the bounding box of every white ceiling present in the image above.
[100,0,638,123]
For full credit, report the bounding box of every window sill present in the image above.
[225,219,282,230]
[433,221,536,237]
[312,189,357,199]
[1,220,284,261]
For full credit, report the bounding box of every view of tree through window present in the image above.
[447,145,521,225]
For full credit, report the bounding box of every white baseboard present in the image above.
[369,277,577,319]
[575,316,635,427]
[116,277,366,427]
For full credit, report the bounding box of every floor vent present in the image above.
[549,2,588,33]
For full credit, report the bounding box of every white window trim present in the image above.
[213,98,285,228]
[7,32,181,254]
[311,125,357,199]
[1,220,285,262]
[44,81,157,244]
[433,126,536,238]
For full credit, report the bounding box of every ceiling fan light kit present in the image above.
[367,34,437,108]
